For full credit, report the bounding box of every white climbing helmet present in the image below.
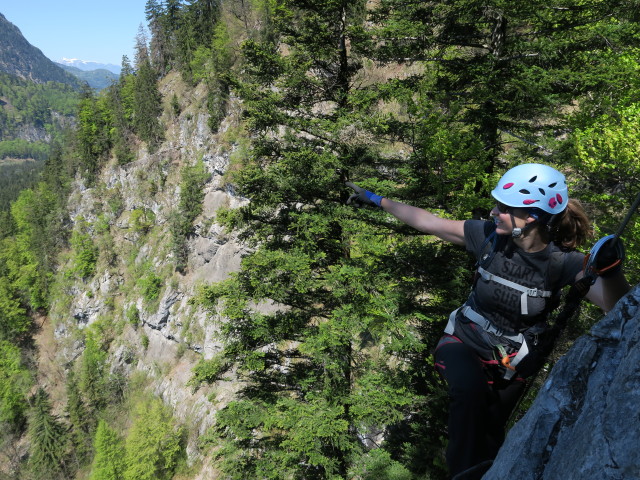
[491,163,569,215]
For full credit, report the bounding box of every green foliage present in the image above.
[206,20,236,131]
[133,47,164,148]
[2,182,66,309]
[189,45,213,84]
[65,370,95,463]
[0,276,32,342]
[170,93,181,116]
[104,65,136,165]
[76,87,114,180]
[125,304,140,326]
[211,397,354,479]
[365,0,640,192]
[147,0,222,76]
[349,449,412,480]
[129,208,156,234]
[27,388,69,479]
[69,217,99,279]
[0,160,43,213]
[78,327,111,412]
[568,100,640,284]
[136,263,163,302]
[89,419,126,480]
[179,159,210,223]
[195,1,457,478]
[190,1,640,478]
[0,139,50,161]
[0,71,79,142]
[123,397,184,480]
[190,353,230,387]
[170,159,209,271]
[0,340,32,430]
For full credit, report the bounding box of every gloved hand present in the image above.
[514,351,547,378]
[345,182,384,208]
[592,236,625,277]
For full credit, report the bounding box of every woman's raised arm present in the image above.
[345,182,466,246]
[380,198,466,246]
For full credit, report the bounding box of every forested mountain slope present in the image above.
[0,13,83,87]
[0,1,639,479]
[0,14,81,220]
[0,72,79,217]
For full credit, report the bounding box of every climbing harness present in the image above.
[445,229,565,380]
[444,305,529,379]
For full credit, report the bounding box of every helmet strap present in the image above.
[509,213,523,238]
[510,209,553,238]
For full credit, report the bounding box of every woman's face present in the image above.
[491,202,533,235]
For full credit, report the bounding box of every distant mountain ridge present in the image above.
[0,12,82,87]
[56,63,119,90]
[58,58,121,75]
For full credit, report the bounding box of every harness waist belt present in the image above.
[477,266,552,315]
[445,305,529,380]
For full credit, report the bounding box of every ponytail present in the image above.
[550,199,592,249]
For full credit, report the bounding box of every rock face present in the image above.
[49,73,247,478]
[486,285,640,479]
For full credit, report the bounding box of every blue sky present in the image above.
[1,0,149,66]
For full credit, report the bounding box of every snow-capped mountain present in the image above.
[58,58,121,75]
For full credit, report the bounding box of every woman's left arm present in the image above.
[580,270,631,312]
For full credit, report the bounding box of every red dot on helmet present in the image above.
[556,194,563,204]
[549,198,557,208]
[503,183,514,189]
[523,199,538,205]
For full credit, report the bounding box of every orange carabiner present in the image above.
[501,355,516,371]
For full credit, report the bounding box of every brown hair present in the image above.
[548,199,592,249]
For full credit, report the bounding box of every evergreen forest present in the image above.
[1,1,639,479]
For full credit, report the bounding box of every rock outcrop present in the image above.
[49,73,247,477]
[486,285,640,479]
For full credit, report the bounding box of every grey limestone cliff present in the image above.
[486,285,640,479]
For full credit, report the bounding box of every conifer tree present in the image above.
[190,2,640,478]
[0,340,32,431]
[89,419,126,480]
[76,86,113,180]
[366,0,640,181]
[27,388,69,479]
[77,329,110,414]
[0,277,31,342]
[3,182,66,310]
[123,398,183,480]
[195,0,455,477]
[146,0,171,73]
[133,28,164,150]
[66,370,95,464]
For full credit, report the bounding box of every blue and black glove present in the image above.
[589,235,625,278]
[345,182,384,208]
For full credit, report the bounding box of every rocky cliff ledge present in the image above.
[487,284,640,479]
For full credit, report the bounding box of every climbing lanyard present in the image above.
[614,188,640,240]
[584,188,640,281]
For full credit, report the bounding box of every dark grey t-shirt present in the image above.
[463,220,584,334]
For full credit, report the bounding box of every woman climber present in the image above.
[346,163,631,479]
